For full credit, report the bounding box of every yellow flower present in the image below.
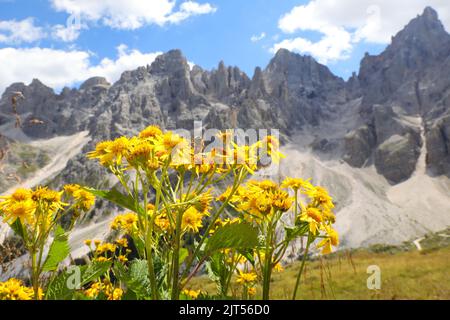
[236,270,257,285]
[84,281,102,298]
[281,177,313,191]
[182,206,204,233]
[63,184,81,195]
[117,255,128,263]
[126,139,154,167]
[0,278,35,300]
[299,203,326,235]
[108,288,123,301]
[182,289,201,299]
[110,212,138,234]
[0,188,32,208]
[84,239,92,247]
[259,135,285,164]
[88,137,131,166]
[305,186,334,212]
[273,263,284,273]
[317,227,339,254]
[161,131,184,150]
[139,125,162,139]
[109,137,131,165]
[94,239,101,246]
[87,140,113,164]
[95,256,111,263]
[2,199,36,225]
[271,190,293,212]
[73,189,96,211]
[115,238,128,248]
[155,213,171,231]
[32,187,67,211]
[96,243,116,254]
[247,287,257,296]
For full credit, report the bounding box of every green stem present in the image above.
[181,168,247,280]
[30,249,39,300]
[292,235,312,300]
[171,209,183,300]
[262,223,273,300]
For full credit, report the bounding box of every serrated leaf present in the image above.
[45,266,85,300]
[205,222,258,254]
[81,261,112,285]
[85,187,144,215]
[42,225,70,272]
[114,259,152,300]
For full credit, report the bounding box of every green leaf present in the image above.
[81,261,112,285]
[42,225,70,272]
[45,261,112,300]
[205,253,221,282]
[114,259,152,300]
[45,266,85,300]
[179,248,189,266]
[85,187,144,215]
[205,222,259,254]
[10,218,25,239]
[284,221,309,243]
[45,271,73,300]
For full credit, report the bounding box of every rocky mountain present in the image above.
[0,7,449,250]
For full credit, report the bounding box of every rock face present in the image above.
[374,134,422,184]
[0,7,449,190]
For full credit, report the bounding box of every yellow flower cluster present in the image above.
[64,184,96,211]
[236,270,258,285]
[0,185,95,228]
[85,238,130,263]
[88,125,284,175]
[84,280,123,300]
[281,177,338,254]
[222,180,293,220]
[182,289,202,299]
[110,212,138,234]
[0,278,36,300]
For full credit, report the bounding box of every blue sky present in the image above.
[0,0,449,93]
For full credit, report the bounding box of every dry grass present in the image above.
[190,246,450,300]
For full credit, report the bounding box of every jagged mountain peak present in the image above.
[149,49,190,75]
[422,6,438,20]
[264,48,344,98]
[389,6,450,54]
[80,77,111,91]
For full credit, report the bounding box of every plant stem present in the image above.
[292,236,312,300]
[262,223,273,300]
[30,249,39,300]
[171,210,182,300]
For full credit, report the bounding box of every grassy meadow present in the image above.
[190,232,450,300]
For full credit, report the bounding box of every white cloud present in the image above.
[51,24,82,42]
[250,32,266,43]
[0,45,163,94]
[0,18,46,44]
[273,0,450,63]
[271,27,352,64]
[89,45,163,82]
[50,0,217,30]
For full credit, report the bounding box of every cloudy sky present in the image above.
[1,0,449,93]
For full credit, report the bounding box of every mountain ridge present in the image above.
[0,6,449,250]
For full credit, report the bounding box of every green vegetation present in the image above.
[190,229,450,300]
